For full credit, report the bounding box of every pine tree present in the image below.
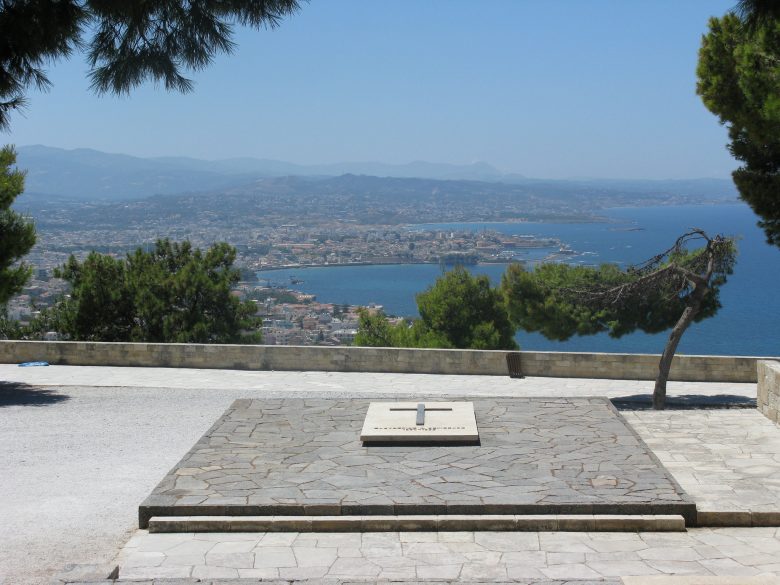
[52,240,262,343]
[355,267,518,351]
[0,146,35,306]
[501,231,737,409]
[697,10,780,247]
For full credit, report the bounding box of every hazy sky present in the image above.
[7,0,738,179]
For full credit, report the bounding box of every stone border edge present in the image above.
[147,514,686,533]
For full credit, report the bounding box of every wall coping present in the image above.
[0,340,775,382]
[0,339,776,359]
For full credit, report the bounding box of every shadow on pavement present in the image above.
[0,381,69,407]
[612,393,756,410]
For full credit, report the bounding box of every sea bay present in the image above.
[261,204,780,356]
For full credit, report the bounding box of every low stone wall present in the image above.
[757,360,780,422]
[518,351,764,383]
[0,340,771,382]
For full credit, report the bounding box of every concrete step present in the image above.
[62,574,774,585]
[622,577,780,585]
[148,513,686,533]
[697,509,780,527]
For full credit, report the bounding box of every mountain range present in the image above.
[15,144,737,203]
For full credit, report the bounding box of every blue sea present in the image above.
[261,204,780,356]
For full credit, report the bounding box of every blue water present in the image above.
[262,204,780,356]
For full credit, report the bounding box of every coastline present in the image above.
[256,259,518,273]
[247,204,778,355]
[405,217,607,229]
[405,202,743,230]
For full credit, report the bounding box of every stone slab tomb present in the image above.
[360,401,479,444]
[139,396,696,527]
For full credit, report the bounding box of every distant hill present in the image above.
[16,145,259,201]
[15,145,738,203]
[151,155,505,182]
[16,145,507,200]
[21,173,741,234]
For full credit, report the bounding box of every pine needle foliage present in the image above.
[697,9,780,247]
[0,0,304,129]
[51,239,262,343]
[501,230,737,408]
[0,145,35,306]
[355,266,518,351]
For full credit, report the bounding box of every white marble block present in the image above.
[360,401,479,444]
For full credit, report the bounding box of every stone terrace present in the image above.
[140,397,694,527]
[2,363,779,585]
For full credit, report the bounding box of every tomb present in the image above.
[139,396,697,528]
[359,401,479,444]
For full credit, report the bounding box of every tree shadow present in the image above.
[0,381,70,407]
[612,393,756,411]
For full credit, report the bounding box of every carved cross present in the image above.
[390,403,453,426]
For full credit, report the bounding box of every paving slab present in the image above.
[140,396,695,527]
[624,410,780,523]
[113,527,780,581]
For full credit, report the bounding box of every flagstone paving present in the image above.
[115,527,780,581]
[140,397,695,527]
[1,364,773,585]
[624,410,780,518]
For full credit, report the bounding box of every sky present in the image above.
[6,0,739,180]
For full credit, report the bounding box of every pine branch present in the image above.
[562,230,733,309]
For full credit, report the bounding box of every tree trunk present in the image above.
[653,283,708,409]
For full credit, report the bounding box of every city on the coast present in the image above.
[8,224,571,344]
[7,154,731,346]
